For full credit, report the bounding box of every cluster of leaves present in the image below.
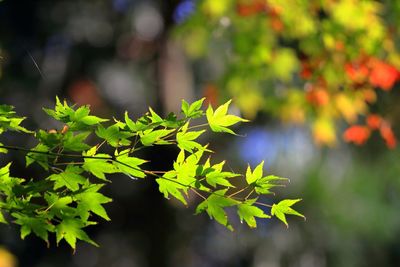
[0,97,303,250]
[175,0,400,148]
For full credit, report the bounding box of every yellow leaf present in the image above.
[201,0,231,18]
[312,116,336,146]
[335,93,366,123]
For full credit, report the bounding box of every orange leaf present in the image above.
[366,114,381,130]
[343,125,371,145]
[305,86,329,107]
[345,63,369,83]
[380,124,397,149]
[369,59,399,90]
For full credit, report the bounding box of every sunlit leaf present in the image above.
[206,100,248,135]
[271,199,304,227]
[237,199,270,228]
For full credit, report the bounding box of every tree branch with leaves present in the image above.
[0,97,304,250]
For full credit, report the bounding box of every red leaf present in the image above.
[369,59,399,90]
[343,125,371,145]
[366,114,381,130]
[345,63,369,83]
[380,124,397,149]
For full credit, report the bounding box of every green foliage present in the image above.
[271,199,305,227]
[0,97,303,249]
[206,100,249,135]
[237,199,271,228]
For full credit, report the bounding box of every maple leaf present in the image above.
[55,218,98,250]
[195,189,238,230]
[181,98,205,118]
[176,122,206,152]
[74,185,112,222]
[47,165,86,191]
[237,199,270,228]
[156,171,188,205]
[206,100,249,135]
[271,199,304,227]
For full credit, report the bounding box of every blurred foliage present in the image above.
[175,0,400,147]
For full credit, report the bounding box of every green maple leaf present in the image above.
[255,175,288,194]
[44,193,76,218]
[0,104,31,133]
[205,161,238,188]
[237,199,270,228]
[271,199,305,227]
[55,218,98,249]
[148,107,163,124]
[72,106,108,126]
[48,165,87,191]
[63,132,91,152]
[139,129,175,146]
[246,161,264,184]
[156,171,187,205]
[75,185,112,222]
[82,146,117,181]
[206,100,249,135]
[44,98,107,129]
[195,189,238,230]
[12,213,55,244]
[173,149,206,187]
[0,163,25,196]
[43,96,74,122]
[114,149,147,179]
[176,122,206,152]
[246,161,287,194]
[181,98,205,118]
[95,124,133,147]
[124,112,151,132]
[25,143,51,170]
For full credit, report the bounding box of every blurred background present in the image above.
[1,0,400,266]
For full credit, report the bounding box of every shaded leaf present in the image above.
[12,213,54,244]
